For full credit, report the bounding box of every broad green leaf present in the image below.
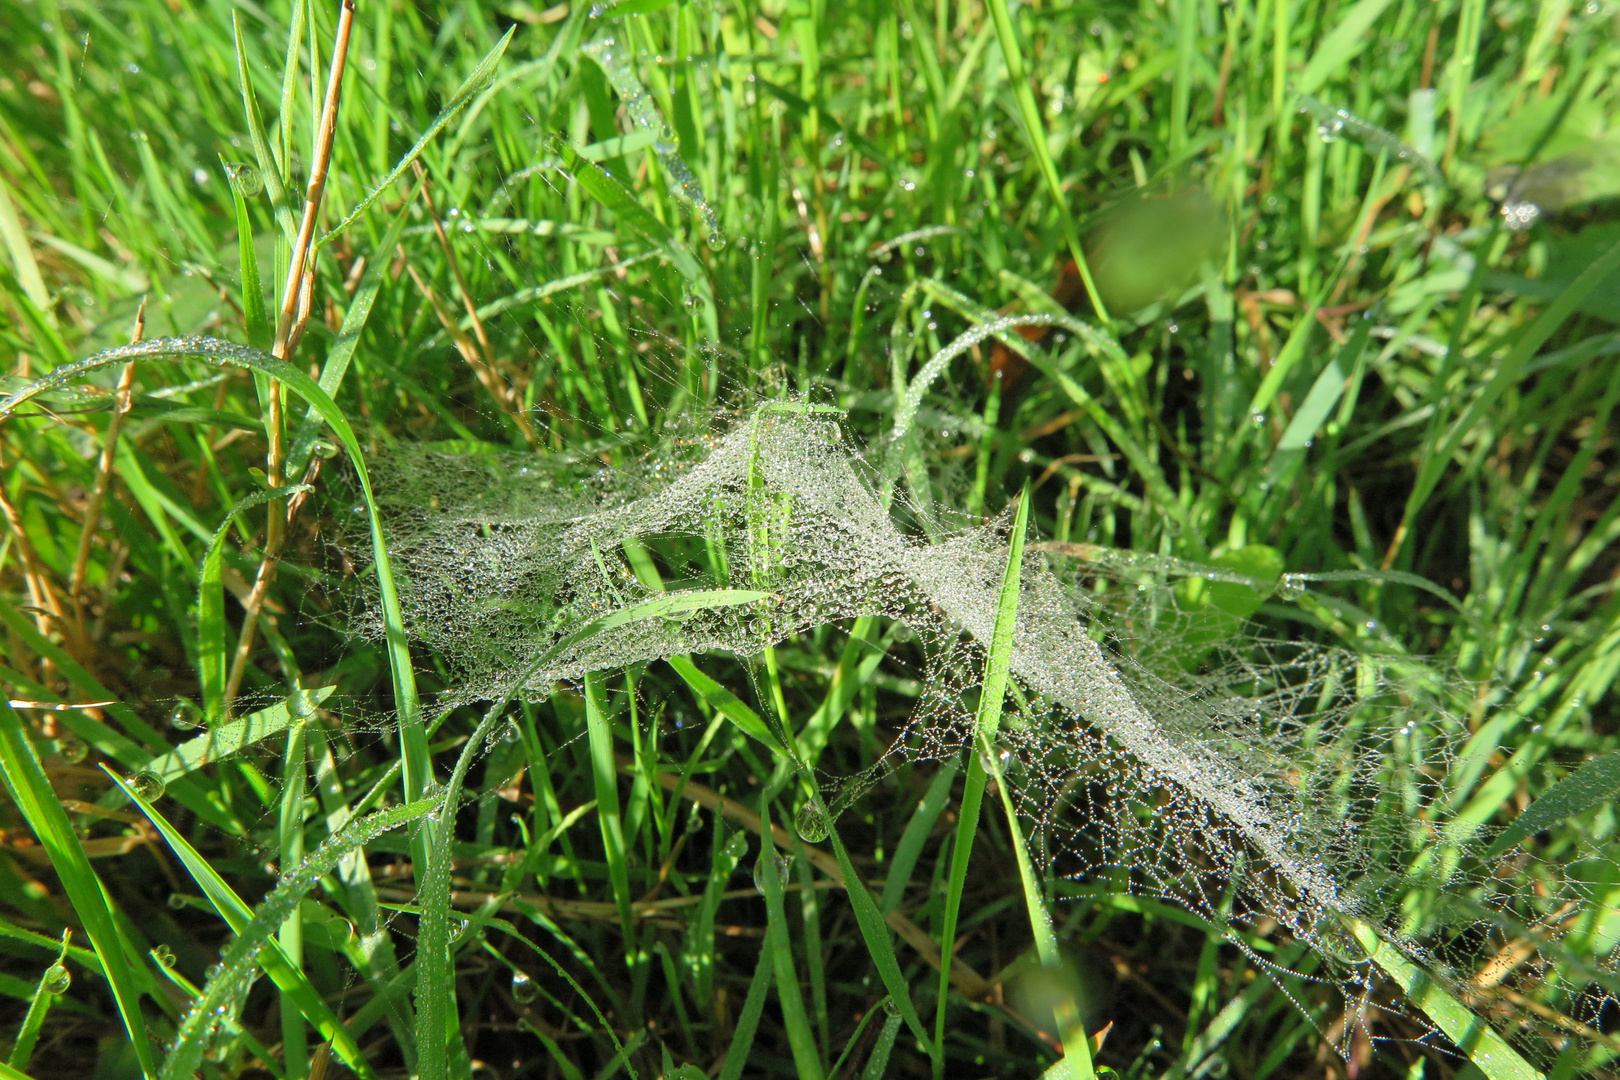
[1484,751,1620,860]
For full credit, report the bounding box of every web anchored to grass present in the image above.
[352,393,1615,1076]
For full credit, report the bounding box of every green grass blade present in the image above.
[286,197,418,477]
[0,336,431,811]
[667,655,788,755]
[223,154,272,350]
[1402,234,1620,530]
[158,796,442,1080]
[0,702,155,1079]
[130,686,333,790]
[319,27,515,248]
[197,485,311,721]
[880,759,958,914]
[989,748,1095,1080]
[1295,0,1398,95]
[716,945,774,1080]
[757,796,825,1080]
[585,671,635,941]
[1346,919,1545,1080]
[231,15,299,245]
[9,933,69,1071]
[105,770,380,1080]
[1484,751,1620,860]
[933,485,1030,1073]
[981,0,1108,324]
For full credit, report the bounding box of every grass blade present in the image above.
[934,485,1030,1075]
[319,28,515,247]
[585,671,635,941]
[757,795,825,1080]
[1484,751,1620,861]
[1346,919,1545,1080]
[105,770,380,1080]
[0,701,155,1079]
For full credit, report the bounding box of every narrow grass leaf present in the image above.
[757,797,825,1080]
[319,28,515,247]
[1346,919,1545,1080]
[585,671,635,940]
[105,770,380,1080]
[132,686,334,790]
[0,335,430,810]
[1295,0,1399,96]
[1484,751,1620,860]
[159,797,441,1080]
[0,702,155,1079]
[198,485,311,720]
[935,488,1030,1071]
[9,932,69,1070]
[667,655,788,755]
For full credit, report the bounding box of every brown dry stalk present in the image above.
[405,169,538,446]
[226,0,356,709]
[69,298,146,603]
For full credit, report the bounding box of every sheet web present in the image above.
[351,401,1619,1067]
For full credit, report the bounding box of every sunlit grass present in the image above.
[0,0,1617,1076]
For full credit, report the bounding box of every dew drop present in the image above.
[43,964,71,995]
[130,771,166,801]
[707,232,727,251]
[511,969,539,1003]
[683,289,703,314]
[56,733,88,764]
[170,701,203,731]
[224,162,263,196]
[752,852,793,895]
[1279,574,1307,600]
[794,800,829,843]
[151,944,176,969]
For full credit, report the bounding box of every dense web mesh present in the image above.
[349,402,1620,1065]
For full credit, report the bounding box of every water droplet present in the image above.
[683,289,703,314]
[56,734,88,764]
[511,970,539,1003]
[224,162,263,197]
[1279,574,1307,600]
[707,232,727,251]
[151,944,176,969]
[795,801,829,843]
[1500,200,1541,231]
[752,852,793,895]
[170,701,202,731]
[130,771,166,801]
[882,995,901,1017]
[42,964,71,995]
[1316,114,1346,142]
[168,894,192,910]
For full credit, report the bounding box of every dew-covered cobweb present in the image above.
[344,396,1620,1069]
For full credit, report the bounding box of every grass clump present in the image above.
[1,0,1619,1077]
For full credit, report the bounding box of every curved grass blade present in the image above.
[9,931,70,1071]
[157,796,441,1080]
[0,335,432,810]
[0,701,155,1079]
[105,770,380,1080]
